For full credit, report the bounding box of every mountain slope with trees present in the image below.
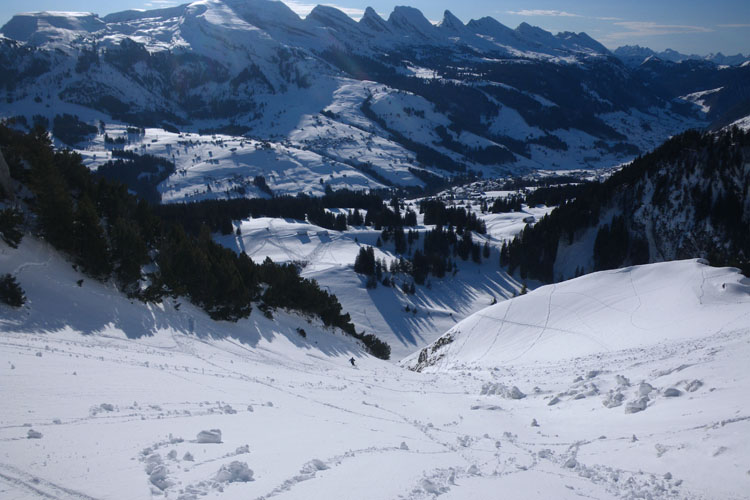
[0,124,390,358]
[501,126,750,282]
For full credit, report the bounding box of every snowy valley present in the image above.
[2,238,750,499]
[1,1,750,499]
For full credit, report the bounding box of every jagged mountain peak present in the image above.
[555,31,610,55]
[388,5,437,40]
[515,22,554,42]
[359,6,391,33]
[221,0,305,29]
[438,10,465,31]
[307,4,359,30]
[466,16,516,39]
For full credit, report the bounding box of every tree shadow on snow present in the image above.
[365,267,525,350]
[2,278,358,359]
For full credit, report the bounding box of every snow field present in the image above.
[2,239,750,498]
[217,195,553,360]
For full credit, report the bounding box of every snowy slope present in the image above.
[3,235,750,499]
[405,259,750,369]
[215,198,555,360]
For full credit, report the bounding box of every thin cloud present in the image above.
[607,21,713,39]
[506,10,621,21]
[144,0,178,6]
[718,23,750,28]
[507,10,581,18]
[284,1,365,20]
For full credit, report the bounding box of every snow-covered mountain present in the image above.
[614,44,750,68]
[0,1,724,196]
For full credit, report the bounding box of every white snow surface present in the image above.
[405,259,750,368]
[216,197,554,360]
[2,235,750,499]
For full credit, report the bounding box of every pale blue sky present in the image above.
[1,0,748,55]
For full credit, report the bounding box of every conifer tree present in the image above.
[74,195,111,277]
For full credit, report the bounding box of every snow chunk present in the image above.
[421,478,446,495]
[215,461,254,483]
[638,382,654,396]
[302,459,329,473]
[603,391,625,408]
[663,388,682,397]
[27,429,42,439]
[685,379,703,392]
[615,375,630,386]
[144,454,163,474]
[196,429,222,443]
[625,397,649,414]
[480,382,525,399]
[149,464,171,490]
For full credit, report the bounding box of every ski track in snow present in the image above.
[513,283,556,361]
[2,240,750,499]
[0,463,100,500]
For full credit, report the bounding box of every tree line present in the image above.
[500,127,750,282]
[0,124,390,359]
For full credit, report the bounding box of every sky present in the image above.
[0,0,748,55]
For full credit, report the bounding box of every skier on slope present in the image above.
[349,357,356,367]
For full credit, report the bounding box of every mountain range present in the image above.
[1,0,748,196]
[614,44,750,68]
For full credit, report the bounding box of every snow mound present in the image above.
[405,260,750,370]
[480,382,526,399]
[301,458,329,473]
[215,461,254,483]
[196,429,222,444]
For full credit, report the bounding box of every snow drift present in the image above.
[406,259,750,370]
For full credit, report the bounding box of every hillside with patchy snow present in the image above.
[213,195,554,359]
[1,0,733,196]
